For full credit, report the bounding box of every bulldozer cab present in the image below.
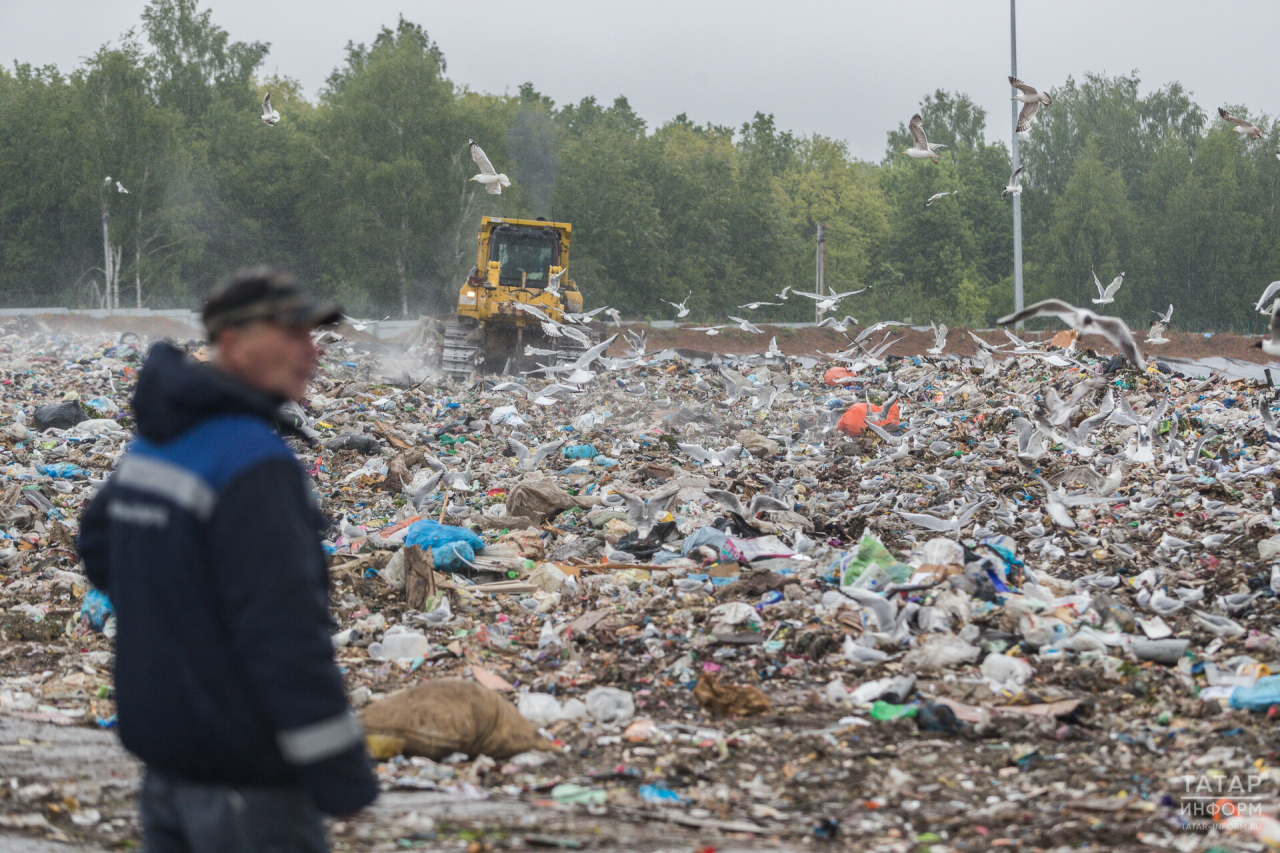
[489,224,560,287]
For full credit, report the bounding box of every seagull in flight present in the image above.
[545,266,567,297]
[1153,304,1174,325]
[774,285,791,301]
[1254,281,1280,316]
[927,321,948,355]
[704,489,790,519]
[905,114,944,162]
[1146,321,1170,345]
[662,291,692,318]
[617,487,681,538]
[925,190,957,207]
[739,300,781,310]
[505,436,566,471]
[1091,269,1124,305]
[855,320,907,343]
[1010,77,1052,132]
[998,299,1145,370]
[817,315,857,334]
[261,92,280,126]
[794,288,866,313]
[1219,107,1263,140]
[727,315,763,334]
[468,140,511,195]
[1001,166,1024,200]
[115,180,130,194]
[677,442,745,467]
[1256,300,1280,356]
[690,325,725,336]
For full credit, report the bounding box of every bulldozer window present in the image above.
[492,232,558,286]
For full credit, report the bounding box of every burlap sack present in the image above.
[361,679,556,760]
[505,476,593,525]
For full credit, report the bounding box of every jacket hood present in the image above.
[131,341,292,444]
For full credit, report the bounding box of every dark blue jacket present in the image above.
[78,342,378,815]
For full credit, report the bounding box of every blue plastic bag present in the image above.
[562,443,597,460]
[1229,675,1280,712]
[41,462,89,479]
[431,540,476,572]
[403,520,484,573]
[80,589,114,631]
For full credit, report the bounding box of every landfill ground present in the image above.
[6,313,1280,852]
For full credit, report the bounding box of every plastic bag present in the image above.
[40,463,89,479]
[584,686,635,724]
[980,653,1034,689]
[1229,675,1280,711]
[404,519,484,555]
[80,589,114,632]
[903,633,980,672]
[837,400,900,438]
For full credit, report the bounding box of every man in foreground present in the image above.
[79,268,378,851]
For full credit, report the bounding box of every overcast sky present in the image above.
[7,1,1279,161]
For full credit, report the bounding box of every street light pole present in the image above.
[815,222,825,324]
[1010,0,1024,328]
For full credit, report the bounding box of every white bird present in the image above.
[505,436,566,470]
[1090,269,1124,304]
[704,489,790,518]
[727,315,763,334]
[1218,107,1262,140]
[1010,77,1052,132]
[927,321,947,355]
[775,285,792,301]
[1257,299,1280,356]
[115,180,130,194]
[603,307,623,329]
[261,92,280,126]
[925,190,957,207]
[660,291,692,318]
[1255,281,1280,316]
[690,325,725,336]
[998,299,1145,370]
[545,266,567,297]
[1145,321,1170,345]
[1153,304,1174,325]
[765,336,783,359]
[793,288,866,313]
[677,442,745,467]
[817,315,857,334]
[618,487,680,538]
[855,320,907,343]
[468,140,511,195]
[1001,166,1024,200]
[739,300,781,310]
[905,114,944,162]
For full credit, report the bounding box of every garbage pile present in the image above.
[5,318,1280,851]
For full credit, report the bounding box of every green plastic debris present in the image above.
[870,700,917,721]
[830,533,913,590]
[550,783,606,805]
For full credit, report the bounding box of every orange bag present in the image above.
[824,367,856,386]
[837,400,901,438]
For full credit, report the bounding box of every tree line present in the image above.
[1,0,1277,332]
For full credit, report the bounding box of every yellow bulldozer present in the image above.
[440,216,601,376]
